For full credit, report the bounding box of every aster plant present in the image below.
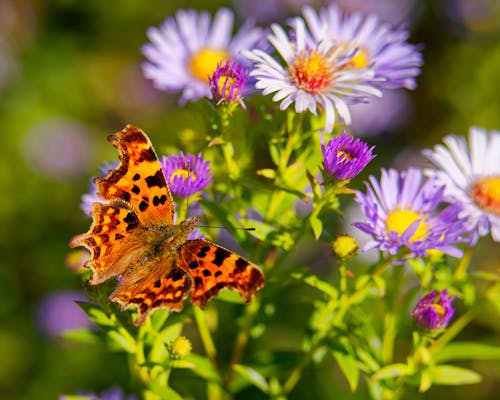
[423,126,500,245]
[142,8,263,104]
[64,4,500,400]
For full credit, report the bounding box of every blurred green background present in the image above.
[1,0,499,399]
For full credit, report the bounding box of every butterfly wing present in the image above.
[178,239,265,307]
[111,265,192,326]
[96,124,175,225]
[69,201,143,284]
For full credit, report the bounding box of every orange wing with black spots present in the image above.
[110,266,193,326]
[178,240,265,308]
[69,201,142,284]
[96,125,174,225]
[70,125,265,326]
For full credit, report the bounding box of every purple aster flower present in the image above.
[412,289,456,330]
[59,385,137,400]
[161,152,212,198]
[423,127,500,245]
[209,61,249,109]
[321,131,376,180]
[142,8,264,104]
[353,168,468,258]
[80,161,118,216]
[302,3,423,90]
[243,16,381,133]
[37,290,95,339]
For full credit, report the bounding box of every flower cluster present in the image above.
[143,5,422,132]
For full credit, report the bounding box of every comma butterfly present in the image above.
[70,125,265,326]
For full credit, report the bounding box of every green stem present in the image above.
[454,246,473,279]
[194,307,218,364]
[220,140,240,180]
[229,296,261,369]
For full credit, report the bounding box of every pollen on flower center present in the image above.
[189,48,228,82]
[348,47,370,69]
[337,149,353,163]
[290,50,333,93]
[386,209,428,242]
[171,168,196,183]
[471,176,500,216]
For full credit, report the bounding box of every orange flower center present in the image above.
[290,50,333,93]
[471,176,500,216]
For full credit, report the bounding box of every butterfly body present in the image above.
[70,125,264,326]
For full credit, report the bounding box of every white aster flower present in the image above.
[142,8,263,104]
[243,17,381,133]
[423,127,500,245]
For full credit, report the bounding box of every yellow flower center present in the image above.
[189,48,228,82]
[432,304,446,327]
[348,47,370,69]
[171,168,196,183]
[217,76,238,98]
[386,209,429,242]
[290,50,333,93]
[337,149,353,163]
[471,176,500,216]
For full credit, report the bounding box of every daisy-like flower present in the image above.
[80,161,118,216]
[302,3,423,90]
[161,152,212,198]
[142,8,263,104]
[321,131,376,180]
[209,61,249,109]
[353,168,467,258]
[243,17,381,133]
[423,127,500,245]
[412,289,456,330]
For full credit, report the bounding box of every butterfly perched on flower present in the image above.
[70,125,264,326]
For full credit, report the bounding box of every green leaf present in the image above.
[309,214,323,239]
[291,273,338,298]
[61,328,101,345]
[185,354,223,384]
[146,384,184,400]
[332,351,359,391]
[434,342,500,362]
[76,301,115,329]
[233,364,269,393]
[431,365,482,385]
[419,369,433,392]
[106,330,136,353]
[215,288,245,304]
[372,363,413,380]
[256,168,276,180]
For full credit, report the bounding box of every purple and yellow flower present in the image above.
[142,8,263,104]
[412,289,456,330]
[321,131,376,180]
[209,61,249,108]
[81,161,118,216]
[302,3,423,90]
[243,16,381,133]
[423,127,500,245]
[353,168,467,258]
[161,151,212,198]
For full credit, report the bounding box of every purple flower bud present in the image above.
[209,61,249,108]
[321,131,376,180]
[412,289,456,330]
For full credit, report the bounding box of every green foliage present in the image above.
[2,1,500,400]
